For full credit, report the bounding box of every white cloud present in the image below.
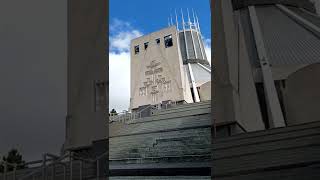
[109,19,143,112]
[204,38,211,65]
[109,19,143,53]
[109,30,142,53]
[109,52,131,111]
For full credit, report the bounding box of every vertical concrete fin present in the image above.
[248,5,286,128]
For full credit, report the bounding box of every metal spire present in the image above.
[175,9,179,30]
[181,8,185,30]
[168,17,170,26]
[181,8,189,59]
[193,9,205,60]
[170,14,174,27]
[195,12,201,34]
[192,8,197,31]
[187,8,192,28]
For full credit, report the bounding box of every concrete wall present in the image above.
[65,0,107,150]
[199,81,211,101]
[213,121,320,180]
[237,18,265,131]
[212,0,265,131]
[130,26,193,109]
[283,63,320,126]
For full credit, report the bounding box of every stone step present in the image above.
[109,176,211,180]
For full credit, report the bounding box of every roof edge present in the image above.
[232,0,316,13]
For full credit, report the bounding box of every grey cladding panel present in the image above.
[185,31,196,59]
[193,31,203,60]
[179,32,187,62]
[256,6,320,66]
[200,35,208,60]
[179,30,208,61]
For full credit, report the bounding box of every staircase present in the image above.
[109,101,212,177]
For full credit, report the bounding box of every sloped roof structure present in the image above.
[213,0,320,179]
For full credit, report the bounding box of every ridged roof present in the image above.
[239,4,320,67]
[232,0,316,12]
[257,6,320,66]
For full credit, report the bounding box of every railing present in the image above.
[109,104,158,123]
[151,100,189,115]
[18,153,69,180]
[0,150,108,180]
[109,100,189,123]
[0,156,58,180]
[72,151,108,180]
[1,160,18,180]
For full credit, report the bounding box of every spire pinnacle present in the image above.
[175,9,179,30]
[181,8,185,30]
[187,8,192,28]
[195,12,201,34]
[192,8,197,31]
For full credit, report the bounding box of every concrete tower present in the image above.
[130,9,211,110]
[213,0,320,133]
[64,0,107,152]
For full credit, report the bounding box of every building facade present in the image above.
[130,14,211,110]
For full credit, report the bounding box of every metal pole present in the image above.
[79,161,82,180]
[175,9,179,30]
[187,8,198,59]
[69,152,73,180]
[42,154,47,180]
[3,162,7,180]
[193,9,205,60]
[52,164,55,180]
[63,165,66,180]
[181,8,190,60]
[96,160,99,180]
[13,165,16,180]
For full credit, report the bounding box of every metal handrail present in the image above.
[0,157,56,180]
[109,104,157,122]
[18,152,69,180]
[72,151,108,180]
[109,100,192,123]
[0,150,108,180]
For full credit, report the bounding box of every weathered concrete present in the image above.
[284,63,320,125]
[130,26,194,109]
[213,121,320,179]
[64,0,108,150]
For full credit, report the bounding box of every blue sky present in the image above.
[109,0,211,112]
[109,0,211,41]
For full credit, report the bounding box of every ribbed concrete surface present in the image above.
[109,102,212,177]
[213,121,320,179]
[256,6,320,66]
